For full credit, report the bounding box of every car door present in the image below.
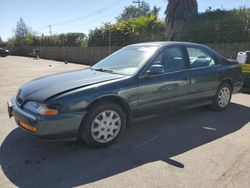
[186,46,221,104]
[137,45,191,115]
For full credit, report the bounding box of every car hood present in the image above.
[18,68,125,102]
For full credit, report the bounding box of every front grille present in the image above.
[16,97,24,106]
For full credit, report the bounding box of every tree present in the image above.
[0,37,4,47]
[14,17,32,46]
[25,32,34,46]
[165,0,198,40]
[182,8,250,43]
[117,1,160,21]
[88,14,165,46]
[151,5,161,16]
[63,33,86,47]
[6,37,15,49]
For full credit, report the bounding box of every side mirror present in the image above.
[146,64,164,76]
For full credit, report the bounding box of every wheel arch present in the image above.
[85,95,131,124]
[221,78,233,91]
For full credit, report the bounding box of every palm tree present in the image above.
[165,0,198,40]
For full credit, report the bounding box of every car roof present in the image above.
[127,41,225,60]
[128,41,207,48]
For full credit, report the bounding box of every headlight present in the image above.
[24,101,59,116]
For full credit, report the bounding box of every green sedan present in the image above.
[8,42,243,147]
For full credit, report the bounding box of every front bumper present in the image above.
[8,97,86,141]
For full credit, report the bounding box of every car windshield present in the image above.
[91,46,159,75]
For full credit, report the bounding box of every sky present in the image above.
[0,0,250,41]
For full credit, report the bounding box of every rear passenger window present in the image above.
[153,47,186,72]
[187,47,215,68]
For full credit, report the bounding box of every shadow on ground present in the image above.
[0,103,249,188]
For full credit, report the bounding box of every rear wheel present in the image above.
[210,83,232,111]
[80,101,126,147]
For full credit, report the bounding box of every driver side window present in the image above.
[152,46,186,73]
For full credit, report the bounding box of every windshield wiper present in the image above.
[91,68,115,74]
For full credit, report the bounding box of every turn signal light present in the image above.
[43,108,59,116]
[19,121,37,133]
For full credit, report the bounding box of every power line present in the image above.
[36,0,130,34]
[49,0,130,34]
[51,0,125,27]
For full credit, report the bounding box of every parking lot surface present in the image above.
[0,56,250,188]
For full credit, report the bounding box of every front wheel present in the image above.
[209,83,232,111]
[80,101,126,147]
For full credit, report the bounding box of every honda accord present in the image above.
[8,42,243,147]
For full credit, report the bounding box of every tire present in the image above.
[209,82,232,111]
[79,101,126,147]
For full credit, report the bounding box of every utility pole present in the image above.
[48,25,52,35]
[109,26,111,54]
[133,0,142,9]
[62,35,65,62]
[39,33,41,58]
